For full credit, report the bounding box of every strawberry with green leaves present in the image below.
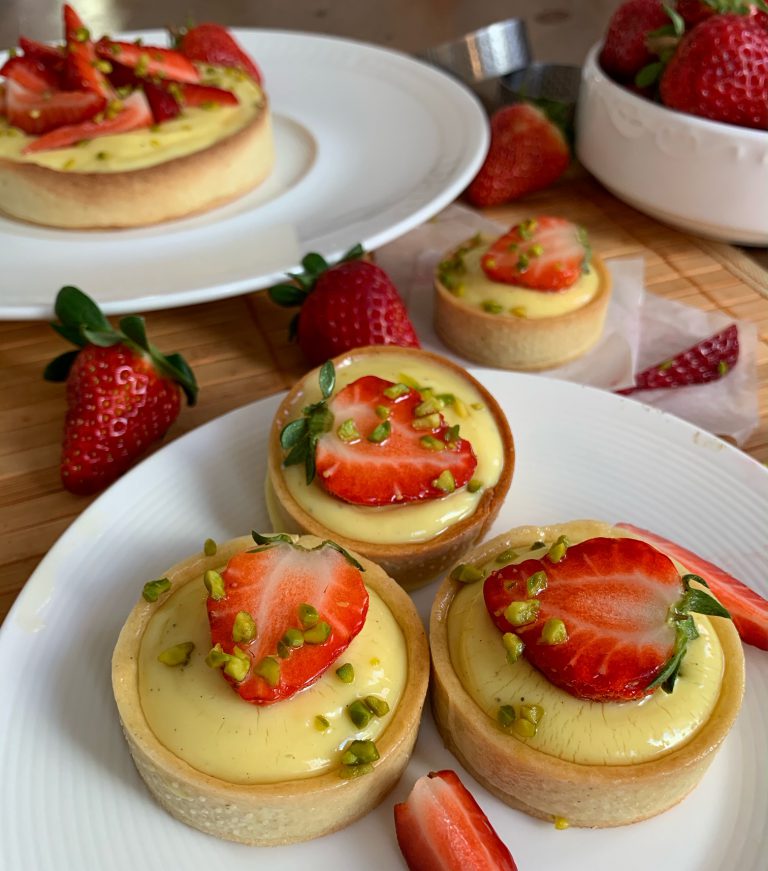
[481,216,591,291]
[280,361,477,506]
[205,533,369,704]
[45,286,197,495]
[483,536,731,702]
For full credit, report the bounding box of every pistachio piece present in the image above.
[337,418,361,442]
[495,548,519,565]
[541,617,568,645]
[314,715,330,732]
[504,600,541,627]
[383,383,409,399]
[526,571,548,597]
[547,535,569,564]
[412,413,441,431]
[512,717,537,738]
[282,627,304,649]
[298,603,319,628]
[467,478,483,493]
[205,643,229,669]
[364,695,390,717]
[415,397,443,416]
[203,538,217,556]
[482,300,504,314]
[502,632,524,663]
[335,662,355,683]
[375,405,390,419]
[450,563,484,584]
[157,641,194,667]
[520,704,544,725]
[420,435,445,451]
[224,646,251,682]
[303,621,331,644]
[339,761,374,779]
[432,470,456,493]
[204,569,226,601]
[368,421,391,443]
[232,610,257,643]
[253,655,280,687]
[347,699,372,729]
[453,398,469,418]
[530,541,546,550]
[277,640,291,659]
[142,577,171,602]
[497,704,516,729]
[342,739,380,765]
[444,423,460,443]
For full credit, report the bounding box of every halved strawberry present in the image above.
[177,22,263,84]
[481,216,590,291]
[484,536,729,701]
[0,56,61,92]
[143,81,180,123]
[206,535,369,704]
[5,78,105,135]
[22,89,151,152]
[171,81,238,107]
[394,770,518,871]
[63,4,112,98]
[19,36,66,72]
[616,523,768,650]
[96,39,200,84]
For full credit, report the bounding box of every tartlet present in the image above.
[112,533,430,845]
[266,346,515,590]
[434,223,612,371]
[429,519,745,828]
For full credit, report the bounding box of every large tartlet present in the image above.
[112,534,430,846]
[434,234,612,371]
[0,68,273,229]
[266,346,515,590]
[429,520,745,828]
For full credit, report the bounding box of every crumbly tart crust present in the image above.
[429,520,745,828]
[0,101,273,229]
[434,251,612,371]
[112,534,430,845]
[266,346,515,591]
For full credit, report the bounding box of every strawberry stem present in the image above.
[268,244,365,310]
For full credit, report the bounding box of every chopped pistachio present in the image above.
[142,577,171,602]
[509,306,527,318]
[314,715,330,732]
[368,420,391,443]
[224,646,250,682]
[530,541,546,550]
[341,739,380,765]
[337,418,361,442]
[253,656,280,687]
[383,382,409,399]
[303,621,331,644]
[437,393,455,406]
[397,373,422,389]
[526,570,548,597]
[450,563,485,584]
[495,548,519,564]
[157,641,194,667]
[277,640,291,659]
[547,535,569,564]
[75,25,90,41]
[347,699,372,729]
[432,470,456,493]
[282,627,304,649]
[530,243,544,257]
[339,761,374,779]
[504,599,541,627]
[415,397,443,416]
[520,704,544,725]
[232,610,257,643]
[502,632,524,663]
[375,405,390,419]
[298,603,319,628]
[412,413,441,431]
[203,537,217,556]
[512,717,537,738]
[482,300,504,314]
[470,402,484,411]
[420,435,445,451]
[205,643,229,669]
[453,398,469,418]
[444,424,460,443]
[540,617,568,645]
[96,151,109,161]
[554,816,570,830]
[94,58,112,73]
[517,253,530,271]
[204,569,226,600]
[467,478,483,493]
[364,695,390,717]
[63,158,76,170]
[335,662,355,683]
[717,360,729,376]
[497,704,516,729]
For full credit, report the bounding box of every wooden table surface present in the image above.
[1,174,766,626]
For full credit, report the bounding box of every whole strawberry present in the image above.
[464,103,570,208]
[660,13,768,129]
[599,0,671,81]
[45,286,197,495]
[677,0,768,31]
[268,246,419,367]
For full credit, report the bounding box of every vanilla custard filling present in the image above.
[444,236,599,320]
[138,578,407,784]
[447,539,725,766]
[0,66,265,173]
[279,353,506,545]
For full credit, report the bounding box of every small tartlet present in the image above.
[266,346,515,590]
[429,520,745,828]
[434,237,612,371]
[112,534,430,846]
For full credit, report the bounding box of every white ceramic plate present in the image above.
[1,372,766,871]
[0,29,488,320]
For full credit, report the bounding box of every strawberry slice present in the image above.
[310,374,477,506]
[617,325,739,394]
[206,535,369,704]
[616,523,768,650]
[142,81,180,123]
[177,22,263,84]
[483,536,725,702]
[172,81,238,107]
[5,78,105,136]
[394,770,518,871]
[96,39,200,84]
[0,56,61,92]
[22,89,151,152]
[19,36,66,71]
[63,4,112,98]
[481,216,590,291]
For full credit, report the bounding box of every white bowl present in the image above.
[576,42,768,245]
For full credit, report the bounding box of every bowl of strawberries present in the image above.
[576,0,768,245]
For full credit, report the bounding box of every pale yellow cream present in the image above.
[279,352,506,544]
[447,540,725,766]
[0,66,264,172]
[138,577,407,784]
[442,235,599,320]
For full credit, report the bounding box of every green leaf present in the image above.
[268,283,307,307]
[318,360,335,399]
[305,444,317,485]
[43,350,79,382]
[82,328,122,347]
[288,313,300,342]
[662,3,685,36]
[308,405,334,437]
[320,539,365,572]
[251,531,294,546]
[54,286,111,333]
[340,243,365,262]
[648,624,689,694]
[50,322,86,347]
[283,441,308,467]
[280,418,308,450]
[301,252,329,276]
[635,61,664,89]
[162,353,199,406]
[680,588,731,620]
[119,315,149,351]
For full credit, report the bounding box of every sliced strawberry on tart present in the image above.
[112,532,429,845]
[434,216,612,370]
[0,4,273,228]
[430,519,746,828]
[267,347,514,589]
